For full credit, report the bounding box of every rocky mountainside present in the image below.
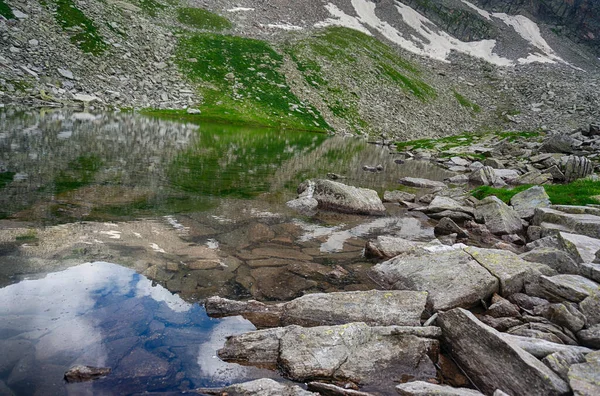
[0,0,599,138]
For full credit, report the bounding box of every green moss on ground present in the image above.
[0,0,14,19]
[177,7,232,30]
[453,89,480,113]
[139,0,165,17]
[175,33,329,131]
[395,132,480,151]
[285,27,436,134]
[472,179,600,206]
[495,130,542,142]
[45,0,107,55]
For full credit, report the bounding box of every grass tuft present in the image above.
[46,0,107,55]
[177,7,232,31]
[453,89,480,113]
[0,0,14,19]
[472,179,600,206]
[139,0,165,17]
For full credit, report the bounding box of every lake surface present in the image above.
[0,108,452,394]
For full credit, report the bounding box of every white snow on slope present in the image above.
[316,0,567,67]
[227,7,254,12]
[262,22,304,31]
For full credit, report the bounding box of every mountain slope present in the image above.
[0,0,598,138]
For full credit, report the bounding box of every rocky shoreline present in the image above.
[192,124,600,395]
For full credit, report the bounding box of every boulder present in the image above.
[484,158,504,169]
[521,248,581,275]
[373,249,499,311]
[196,378,317,396]
[465,246,554,296]
[578,324,600,349]
[438,308,570,395]
[540,134,576,154]
[435,217,469,238]
[287,180,318,215]
[526,233,584,263]
[475,196,523,235]
[544,165,566,182]
[560,232,600,263]
[427,210,475,222]
[64,366,111,383]
[510,186,551,219]
[365,236,422,259]
[206,290,428,328]
[532,207,600,239]
[533,303,587,333]
[421,196,474,218]
[534,275,600,303]
[298,179,386,215]
[563,155,593,182]
[508,293,550,311]
[542,350,587,382]
[219,323,439,392]
[399,177,447,189]
[486,295,521,318]
[581,262,600,283]
[307,382,374,395]
[580,292,600,326]
[469,166,498,186]
[396,381,484,395]
[513,170,553,185]
[494,169,520,182]
[568,351,600,396]
[383,190,416,203]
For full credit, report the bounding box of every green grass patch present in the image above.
[139,0,165,17]
[495,130,542,142]
[453,89,480,113]
[46,0,107,55]
[472,179,600,206]
[177,7,232,31]
[285,27,435,133]
[395,132,480,151]
[176,33,329,131]
[0,0,14,19]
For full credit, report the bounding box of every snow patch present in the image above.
[262,23,303,31]
[227,7,254,12]
[314,3,372,35]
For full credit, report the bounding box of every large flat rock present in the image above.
[206,290,428,328]
[196,378,317,396]
[373,249,499,311]
[438,308,570,396]
[536,275,600,303]
[533,207,600,239]
[465,246,555,296]
[475,196,523,235]
[219,323,439,393]
[299,179,386,215]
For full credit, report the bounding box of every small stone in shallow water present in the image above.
[64,365,111,383]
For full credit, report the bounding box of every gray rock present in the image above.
[484,158,505,169]
[500,333,592,359]
[578,324,600,348]
[447,174,470,184]
[469,166,498,186]
[299,179,386,215]
[220,323,439,391]
[206,290,428,328]
[435,217,469,238]
[479,315,523,331]
[494,169,520,182]
[542,350,587,382]
[396,381,484,395]
[58,68,74,80]
[64,366,111,383]
[196,378,317,396]
[580,292,600,326]
[365,236,422,259]
[521,248,581,275]
[536,275,600,302]
[527,232,584,264]
[487,295,521,318]
[438,308,570,395]
[465,246,554,296]
[533,207,600,239]
[399,177,447,189]
[563,156,594,182]
[508,293,550,310]
[383,190,416,203]
[534,303,587,333]
[422,196,474,217]
[540,134,576,154]
[287,196,318,216]
[307,382,373,395]
[450,157,470,167]
[544,165,566,182]
[475,196,523,235]
[513,170,553,185]
[427,210,474,222]
[373,249,499,311]
[560,232,600,263]
[510,186,551,219]
[528,225,543,241]
[568,351,600,396]
[580,262,600,283]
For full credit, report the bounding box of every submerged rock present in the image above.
[219,323,439,392]
[64,365,111,383]
[438,308,570,395]
[206,290,428,328]
[298,179,386,215]
[196,378,317,395]
[373,249,498,311]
